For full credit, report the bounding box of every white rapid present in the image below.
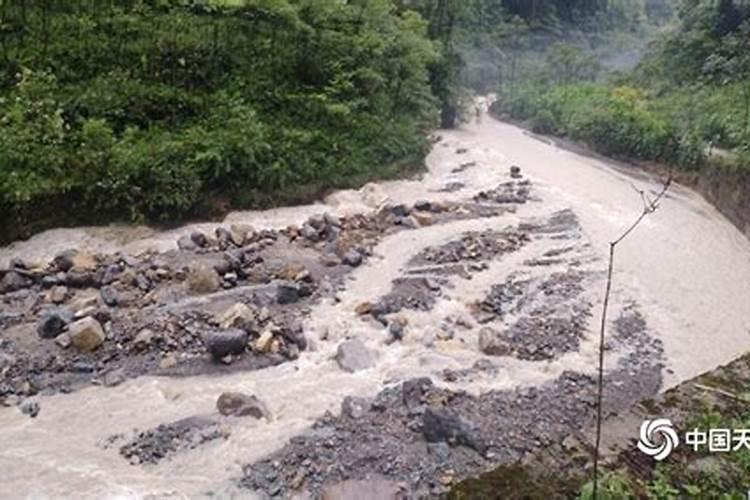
[2,110,750,499]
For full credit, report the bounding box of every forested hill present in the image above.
[0,0,667,243]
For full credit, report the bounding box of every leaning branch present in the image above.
[592,173,673,499]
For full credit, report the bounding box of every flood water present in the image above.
[2,111,750,499]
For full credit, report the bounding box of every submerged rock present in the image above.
[342,250,363,267]
[216,392,270,419]
[478,327,510,356]
[335,339,376,372]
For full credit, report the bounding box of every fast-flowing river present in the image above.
[2,110,750,499]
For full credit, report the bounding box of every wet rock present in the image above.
[335,339,376,372]
[388,321,404,341]
[321,477,405,500]
[230,224,254,247]
[20,399,40,418]
[37,306,73,339]
[103,368,127,387]
[53,250,77,272]
[342,250,363,268]
[422,407,485,452]
[204,329,248,360]
[186,264,220,294]
[478,327,510,356]
[427,442,452,463]
[0,271,32,293]
[72,360,95,373]
[414,200,432,212]
[100,286,119,307]
[55,332,71,349]
[218,303,255,330]
[190,231,209,248]
[277,281,301,305]
[133,328,156,350]
[341,396,370,419]
[160,354,178,369]
[68,316,105,352]
[324,213,341,228]
[254,327,275,353]
[355,302,374,315]
[301,223,320,242]
[413,212,434,226]
[49,286,68,304]
[402,378,433,411]
[215,227,233,247]
[64,270,96,288]
[217,392,270,419]
[177,234,198,251]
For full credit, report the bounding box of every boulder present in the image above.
[478,327,510,356]
[0,271,32,293]
[413,212,434,226]
[133,328,156,350]
[335,339,376,372]
[53,250,77,272]
[48,286,68,304]
[20,399,40,418]
[341,396,370,419]
[218,303,254,330]
[186,264,220,294]
[414,200,432,212]
[277,281,301,304]
[342,250,363,267]
[229,224,254,246]
[422,407,485,452]
[254,327,275,353]
[216,392,270,419]
[190,231,209,248]
[37,307,73,339]
[68,316,105,352]
[204,329,248,360]
[177,234,198,251]
[100,286,119,307]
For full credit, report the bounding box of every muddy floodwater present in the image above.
[1,110,750,499]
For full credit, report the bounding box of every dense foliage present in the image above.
[494,0,750,172]
[0,0,439,239]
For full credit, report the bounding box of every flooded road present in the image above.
[2,112,750,499]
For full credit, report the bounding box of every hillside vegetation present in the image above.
[0,0,440,241]
[493,0,750,173]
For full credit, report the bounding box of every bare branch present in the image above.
[592,173,673,499]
